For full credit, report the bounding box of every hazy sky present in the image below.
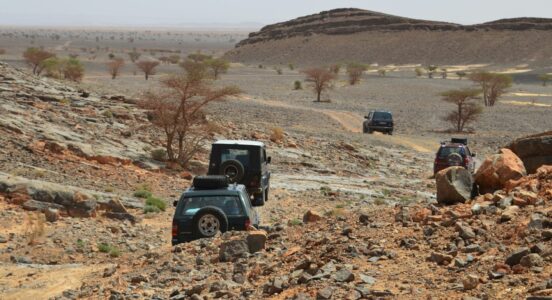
[0,0,551,28]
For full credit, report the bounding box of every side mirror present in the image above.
[267,157,272,164]
[173,200,178,207]
[364,116,369,119]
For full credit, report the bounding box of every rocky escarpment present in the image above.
[236,8,552,47]
[227,8,552,65]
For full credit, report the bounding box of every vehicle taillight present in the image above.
[249,176,259,187]
[464,157,469,166]
[244,218,251,229]
[172,221,178,237]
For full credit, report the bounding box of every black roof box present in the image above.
[192,175,229,190]
[451,138,468,145]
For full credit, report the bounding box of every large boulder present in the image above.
[475,149,526,194]
[436,166,473,205]
[508,131,552,174]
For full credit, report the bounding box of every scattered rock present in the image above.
[219,240,249,262]
[505,247,531,266]
[462,274,479,290]
[436,167,473,204]
[303,210,323,223]
[246,230,267,253]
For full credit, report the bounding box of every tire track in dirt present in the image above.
[236,95,436,153]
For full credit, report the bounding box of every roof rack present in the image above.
[192,175,229,190]
[451,138,468,145]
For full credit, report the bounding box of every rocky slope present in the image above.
[226,8,552,65]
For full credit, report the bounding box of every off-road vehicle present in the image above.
[434,138,477,175]
[207,140,271,206]
[363,110,394,134]
[171,175,260,245]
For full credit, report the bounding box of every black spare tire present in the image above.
[220,160,245,183]
[447,153,463,166]
[192,207,228,238]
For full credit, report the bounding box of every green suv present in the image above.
[171,175,260,245]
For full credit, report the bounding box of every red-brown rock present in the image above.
[475,149,526,194]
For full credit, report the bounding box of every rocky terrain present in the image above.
[226,8,552,66]
[0,49,551,300]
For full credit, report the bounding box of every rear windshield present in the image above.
[373,112,392,120]
[180,196,243,216]
[221,148,251,168]
[438,146,465,158]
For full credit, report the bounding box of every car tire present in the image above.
[264,188,269,202]
[220,160,245,183]
[447,153,463,166]
[368,129,373,134]
[192,207,228,238]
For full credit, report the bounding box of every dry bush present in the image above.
[302,67,336,102]
[329,64,341,74]
[141,72,241,167]
[106,58,125,79]
[63,58,84,82]
[539,74,552,86]
[456,71,467,80]
[270,127,285,143]
[378,69,386,77]
[415,67,424,77]
[441,88,483,132]
[136,60,160,80]
[205,58,230,79]
[26,213,46,245]
[23,47,55,75]
[128,51,141,63]
[346,63,367,85]
[469,71,512,106]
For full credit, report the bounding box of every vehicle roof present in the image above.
[440,143,467,148]
[213,140,265,147]
[183,183,247,197]
[369,110,392,113]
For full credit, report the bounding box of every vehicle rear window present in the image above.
[221,149,250,168]
[438,146,465,158]
[180,196,243,216]
[373,112,392,120]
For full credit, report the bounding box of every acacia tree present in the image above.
[205,58,230,79]
[136,60,160,80]
[141,72,241,166]
[63,58,85,82]
[469,71,512,106]
[441,88,483,132]
[180,59,208,78]
[302,67,336,102]
[187,52,212,63]
[106,58,125,79]
[346,63,367,85]
[128,51,141,63]
[23,47,55,75]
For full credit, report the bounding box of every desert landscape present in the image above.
[0,5,552,300]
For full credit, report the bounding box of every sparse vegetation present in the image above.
[377,69,387,77]
[288,63,294,70]
[23,47,55,75]
[270,127,285,143]
[415,67,424,77]
[135,60,160,80]
[289,219,303,226]
[440,88,483,132]
[145,196,166,211]
[187,52,212,63]
[426,65,438,79]
[329,64,341,75]
[141,69,241,167]
[302,67,336,102]
[469,71,512,106]
[128,51,141,63]
[441,68,448,79]
[293,80,302,90]
[106,58,125,79]
[346,63,367,85]
[150,148,167,161]
[25,213,45,245]
[275,67,283,75]
[205,57,230,79]
[97,243,121,257]
[63,58,85,82]
[539,74,552,86]
[456,71,467,80]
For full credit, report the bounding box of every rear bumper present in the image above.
[367,126,393,131]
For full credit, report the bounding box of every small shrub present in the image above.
[151,148,167,161]
[288,63,294,70]
[102,110,113,118]
[26,213,45,245]
[98,243,120,257]
[378,69,386,77]
[258,64,263,69]
[456,71,467,80]
[275,67,283,75]
[143,205,161,214]
[415,67,424,77]
[373,198,386,205]
[109,248,121,257]
[329,64,341,74]
[293,80,302,90]
[134,189,152,199]
[270,127,285,143]
[146,196,166,211]
[98,242,111,253]
[76,239,85,249]
[289,219,303,226]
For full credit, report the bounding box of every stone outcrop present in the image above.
[435,167,473,205]
[475,149,527,194]
[509,131,552,174]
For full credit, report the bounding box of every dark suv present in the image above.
[172,176,260,245]
[363,110,394,134]
[434,138,477,175]
[207,140,270,206]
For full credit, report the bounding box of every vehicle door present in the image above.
[260,147,271,191]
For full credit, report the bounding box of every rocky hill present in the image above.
[225,8,552,66]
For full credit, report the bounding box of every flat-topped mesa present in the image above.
[236,8,552,47]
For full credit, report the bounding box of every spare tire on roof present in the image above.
[193,175,229,189]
